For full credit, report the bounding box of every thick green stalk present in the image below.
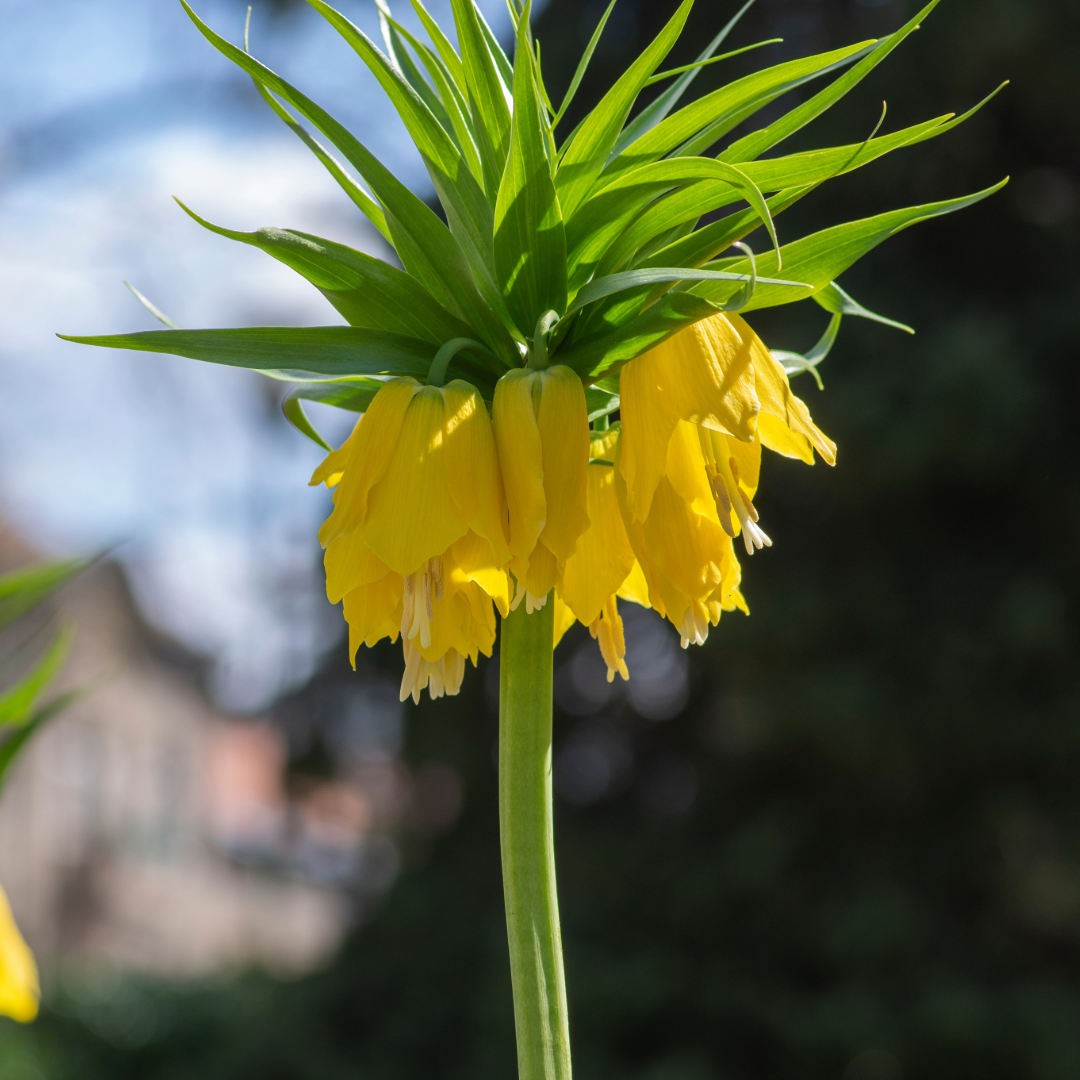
[499,598,571,1080]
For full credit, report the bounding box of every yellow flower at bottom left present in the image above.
[313,378,512,703]
[0,882,38,1023]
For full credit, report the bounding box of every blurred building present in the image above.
[0,527,401,978]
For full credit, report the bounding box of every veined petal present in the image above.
[321,378,420,545]
[728,314,837,465]
[493,368,546,559]
[616,561,651,609]
[619,315,759,521]
[535,365,590,563]
[343,574,403,661]
[442,381,511,565]
[558,429,636,627]
[363,386,469,576]
[0,884,38,1024]
[324,531,393,604]
[665,421,720,522]
[451,531,512,617]
[310,417,360,489]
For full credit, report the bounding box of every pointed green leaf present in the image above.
[60,327,441,379]
[567,157,779,287]
[554,0,693,220]
[689,179,1008,311]
[176,203,481,345]
[603,41,874,185]
[581,112,954,281]
[0,559,89,631]
[449,0,513,200]
[611,0,756,156]
[248,79,391,243]
[565,265,805,320]
[0,624,74,727]
[409,0,469,98]
[180,2,516,361]
[815,281,913,333]
[721,1,940,164]
[494,0,568,333]
[772,312,841,389]
[0,691,85,791]
[554,0,616,127]
[304,0,498,293]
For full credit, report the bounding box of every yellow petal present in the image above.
[451,531,512,617]
[0,884,39,1024]
[558,456,636,626]
[553,593,576,648]
[320,378,420,545]
[619,314,759,521]
[363,386,468,575]
[727,313,837,465]
[324,532,392,604]
[523,540,560,599]
[616,560,651,609]
[493,368,546,559]
[310,417,361,488]
[441,381,511,565]
[343,574,403,661]
[665,420,719,521]
[535,365,590,563]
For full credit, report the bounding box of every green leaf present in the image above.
[249,78,392,243]
[554,0,616,127]
[721,1,940,164]
[689,179,1008,311]
[644,39,782,87]
[494,0,568,334]
[0,559,89,631]
[554,0,693,220]
[449,0,513,201]
[771,312,841,389]
[604,41,873,185]
[175,202,480,345]
[282,396,333,450]
[815,281,913,333]
[567,157,780,286]
[378,13,485,185]
[0,691,85,792]
[180,1,516,361]
[584,384,619,422]
[582,113,954,280]
[409,0,469,96]
[555,291,721,377]
[60,327,441,379]
[564,264,806,320]
[304,0,498,294]
[611,0,756,156]
[124,281,181,329]
[0,623,74,727]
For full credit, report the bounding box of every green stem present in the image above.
[499,598,571,1080]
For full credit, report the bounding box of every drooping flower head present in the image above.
[313,377,511,702]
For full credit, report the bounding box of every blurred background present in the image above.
[0,0,1076,1076]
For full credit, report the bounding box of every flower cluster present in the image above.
[314,311,834,702]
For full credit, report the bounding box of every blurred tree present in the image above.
[6,0,1078,1077]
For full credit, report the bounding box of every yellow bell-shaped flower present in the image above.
[552,425,650,682]
[619,311,835,524]
[493,365,590,611]
[313,378,512,702]
[615,422,747,648]
[0,882,38,1024]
